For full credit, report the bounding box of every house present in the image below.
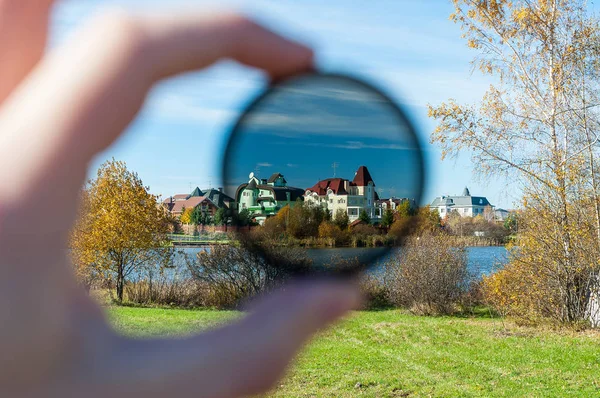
[304,165,379,222]
[431,187,493,218]
[163,187,234,218]
[235,172,305,225]
[494,208,510,222]
[375,197,416,217]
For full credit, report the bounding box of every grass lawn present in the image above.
[107,307,600,397]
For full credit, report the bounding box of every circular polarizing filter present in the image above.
[222,72,425,277]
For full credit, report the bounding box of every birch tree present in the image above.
[429,0,600,323]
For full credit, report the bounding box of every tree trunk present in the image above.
[116,262,124,302]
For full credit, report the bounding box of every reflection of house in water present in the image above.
[235,172,304,225]
[304,166,379,222]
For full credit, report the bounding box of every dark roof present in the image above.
[352,166,375,187]
[268,173,287,184]
[190,187,204,197]
[203,188,234,208]
[247,180,258,190]
[270,186,304,201]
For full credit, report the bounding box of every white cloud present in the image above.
[242,110,411,140]
[307,141,416,151]
[143,93,236,125]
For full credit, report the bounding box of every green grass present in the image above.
[107,307,600,397]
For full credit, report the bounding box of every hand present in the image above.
[0,3,360,397]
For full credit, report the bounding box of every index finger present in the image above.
[0,0,55,103]
[0,10,313,244]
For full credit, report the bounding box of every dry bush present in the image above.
[124,278,206,308]
[186,244,312,309]
[260,216,286,240]
[352,224,380,237]
[359,274,392,309]
[482,201,600,326]
[384,234,471,315]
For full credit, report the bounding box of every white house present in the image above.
[431,187,493,218]
[376,197,416,216]
[494,208,510,221]
[304,165,379,222]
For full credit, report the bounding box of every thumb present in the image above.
[226,280,362,394]
[102,281,361,398]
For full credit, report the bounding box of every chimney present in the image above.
[218,187,223,193]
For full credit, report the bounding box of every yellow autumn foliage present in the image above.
[180,207,193,225]
[70,159,173,301]
[434,0,600,326]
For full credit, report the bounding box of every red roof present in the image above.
[307,178,349,195]
[352,166,375,187]
[170,196,215,214]
[172,194,190,201]
[349,219,364,228]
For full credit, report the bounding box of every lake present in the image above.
[171,246,508,279]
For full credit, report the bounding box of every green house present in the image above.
[235,172,304,224]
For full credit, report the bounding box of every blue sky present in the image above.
[50,0,518,208]
[226,75,424,202]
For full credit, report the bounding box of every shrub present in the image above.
[124,278,207,308]
[261,215,286,239]
[318,221,350,246]
[359,274,392,310]
[384,234,471,315]
[333,208,350,230]
[482,202,600,327]
[318,221,341,239]
[352,224,379,237]
[186,244,312,309]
